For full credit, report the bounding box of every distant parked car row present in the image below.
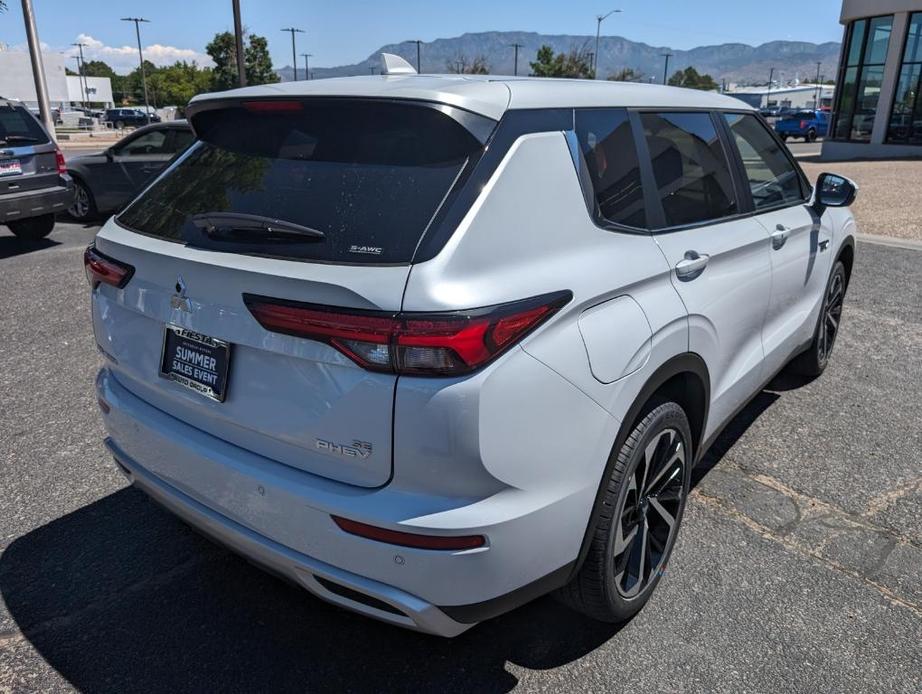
[103,108,162,129]
[67,120,194,221]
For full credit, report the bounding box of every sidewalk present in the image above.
[800,159,922,241]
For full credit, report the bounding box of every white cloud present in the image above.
[62,33,213,74]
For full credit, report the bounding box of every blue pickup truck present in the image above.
[774,110,829,142]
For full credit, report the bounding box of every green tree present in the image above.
[206,31,279,91]
[147,61,213,108]
[529,45,593,79]
[667,66,719,91]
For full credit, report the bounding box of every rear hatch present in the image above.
[0,102,59,203]
[92,97,493,487]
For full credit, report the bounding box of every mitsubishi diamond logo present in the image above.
[170,275,191,312]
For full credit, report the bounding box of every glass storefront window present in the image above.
[888,13,922,144]
[832,15,893,142]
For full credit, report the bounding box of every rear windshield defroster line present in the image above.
[117,99,495,265]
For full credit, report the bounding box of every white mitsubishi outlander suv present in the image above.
[87,64,857,637]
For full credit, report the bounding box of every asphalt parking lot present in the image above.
[1,221,920,693]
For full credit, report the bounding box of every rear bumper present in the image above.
[0,179,74,221]
[106,437,471,637]
[96,367,596,635]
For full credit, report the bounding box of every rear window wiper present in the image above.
[191,212,325,243]
[0,135,43,145]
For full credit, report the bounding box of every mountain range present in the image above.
[276,31,842,85]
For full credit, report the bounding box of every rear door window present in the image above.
[117,100,491,264]
[575,108,646,228]
[0,104,50,145]
[639,112,738,228]
[722,113,806,210]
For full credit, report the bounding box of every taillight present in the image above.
[84,244,134,288]
[55,149,67,175]
[243,291,571,376]
[800,120,808,129]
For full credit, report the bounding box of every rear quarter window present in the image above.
[117,100,492,264]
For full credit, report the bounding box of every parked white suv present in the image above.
[86,72,857,637]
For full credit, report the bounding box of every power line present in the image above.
[281,27,305,80]
[121,17,151,123]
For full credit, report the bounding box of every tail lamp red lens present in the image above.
[243,291,571,377]
[84,245,134,288]
[55,149,67,175]
[332,515,486,551]
[800,120,808,129]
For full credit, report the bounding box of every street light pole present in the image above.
[20,0,55,139]
[72,42,89,106]
[301,53,313,81]
[766,66,775,109]
[281,27,305,81]
[510,42,523,76]
[121,17,151,124]
[593,9,621,79]
[814,61,822,108]
[232,0,247,87]
[661,53,672,85]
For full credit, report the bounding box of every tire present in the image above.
[779,133,789,142]
[557,401,692,623]
[790,260,847,377]
[7,213,55,241]
[805,128,817,142]
[115,120,125,130]
[68,178,97,221]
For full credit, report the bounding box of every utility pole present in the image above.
[813,61,822,108]
[121,17,151,124]
[232,0,247,87]
[661,53,672,85]
[281,27,305,81]
[766,66,775,108]
[594,9,621,79]
[20,0,55,139]
[405,39,422,72]
[510,42,523,76]
[301,53,313,81]
[72,42,90,107]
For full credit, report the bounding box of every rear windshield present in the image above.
[117,100,490,264]
[786,111,817,119]
[0,104,50,145]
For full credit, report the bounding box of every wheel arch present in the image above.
[569,352,710,580]
[837,235,855,290]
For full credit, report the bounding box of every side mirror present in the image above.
[814,172,858,208]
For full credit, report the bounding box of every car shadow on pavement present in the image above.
[0,235,60,260]
[0,488,623,693]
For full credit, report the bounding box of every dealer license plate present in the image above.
[159,326,231,402]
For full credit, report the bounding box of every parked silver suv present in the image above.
[87,67,857,636]
[1,98,73,240]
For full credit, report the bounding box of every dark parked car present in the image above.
[1,97,73,240]
[67,120,194,221]
[104,108,162,129]
[774,110,829,142]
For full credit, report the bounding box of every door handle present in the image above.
[675,251,710,281]
[818,239,830,251]
[771,224,790,249]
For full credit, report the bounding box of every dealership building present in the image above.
[824,0,922,158]
[0,51,114,110]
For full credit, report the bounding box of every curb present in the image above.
[857,233,922,252]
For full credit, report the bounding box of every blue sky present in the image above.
[1,0,845,73]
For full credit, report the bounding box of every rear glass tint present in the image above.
[0,104,50,145]
[117,100,491,263]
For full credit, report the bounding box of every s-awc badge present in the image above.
[348,245,383,256]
